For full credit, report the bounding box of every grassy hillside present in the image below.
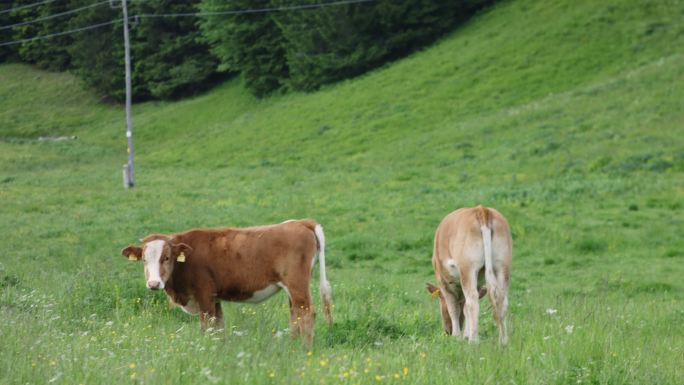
[1,0,683,384]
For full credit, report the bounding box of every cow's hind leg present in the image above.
[283,282,315,348]
[460,268,480,343]
[285,296,301,339]
[489,270,509,345]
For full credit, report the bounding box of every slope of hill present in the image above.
[1,0,683,384]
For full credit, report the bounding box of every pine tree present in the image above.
[67,0,129,101]
[69,0,218,101]
[10,0,75,71]
[0,0,47,63]
[274,0,493,91]
[130,0,218,99]
[199,0,288,97]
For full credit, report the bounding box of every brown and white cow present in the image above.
[427,205,512,345]
[121,219,332,347]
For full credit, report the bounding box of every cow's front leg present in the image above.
[440,286,462,337]
[438,296,453,336]
[196,294,219,331]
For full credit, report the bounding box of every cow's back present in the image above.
[433,206,511,277]
[172,220,318,296]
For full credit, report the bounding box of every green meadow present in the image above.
[1,0,683,383]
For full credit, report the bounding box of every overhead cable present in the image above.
[0,0,375,47]
[0,0,60,16]
[0,19,117,47]
[0,1,111,31]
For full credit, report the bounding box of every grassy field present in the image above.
[1,0,684,383]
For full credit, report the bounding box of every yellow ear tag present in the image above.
[128,255,137,261]
[431,289,441,299]
[176,253,186,263]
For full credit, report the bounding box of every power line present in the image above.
[135,0,374,19]
[0,0,60,16]
[0,0,375,47]
[0,19,117,47]
[0,1,110,31]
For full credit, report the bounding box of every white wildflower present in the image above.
[565,325,574,334]
[201,367,219,384]
[546,308,558,315]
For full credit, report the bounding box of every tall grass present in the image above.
[1,0,683,383]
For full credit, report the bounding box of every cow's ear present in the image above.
[425,283,441,299]
[171,243,192,262]
[122,245,142,261]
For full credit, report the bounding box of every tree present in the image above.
[67,0,129,101]
[130,0,218,99]
[69,0,218,101]
[199,0,494,95]
[10,0,75,71]
[199,0,288,97]
[0,0,31,63]
[274,0,494,92]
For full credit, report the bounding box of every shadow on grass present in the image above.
[320,313,405,348]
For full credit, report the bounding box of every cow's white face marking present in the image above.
[244,284,280,303]
[144,240,167,289]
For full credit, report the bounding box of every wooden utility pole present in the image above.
[122,0,135,188]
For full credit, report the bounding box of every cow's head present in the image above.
[426,282,452,335]
[121,235,192,290]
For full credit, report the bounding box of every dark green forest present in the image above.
[0,0,492,100]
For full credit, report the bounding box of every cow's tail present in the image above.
[477,206,500,315]
[314,223,333,325]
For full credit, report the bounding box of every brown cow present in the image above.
[428,205,512,345]
[121,219,332,347]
